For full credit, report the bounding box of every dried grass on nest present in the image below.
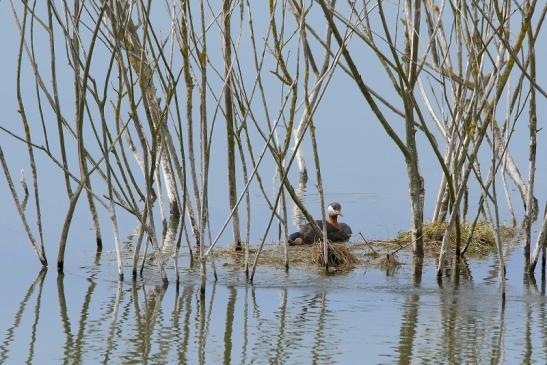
[396,221,515,256]
[214,242,358,268]
[311,243,359,268]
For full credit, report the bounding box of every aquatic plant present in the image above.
[0,0,544,300]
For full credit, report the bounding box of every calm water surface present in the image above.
[1,240,546,364]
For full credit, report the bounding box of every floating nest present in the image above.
[210,221,516,272]
[214,242,358,269]
[397,221,515,256]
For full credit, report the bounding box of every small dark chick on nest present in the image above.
[288,202,352,245]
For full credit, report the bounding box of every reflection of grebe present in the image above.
[288,202,352,245]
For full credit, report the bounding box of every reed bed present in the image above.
[216,242,358,269]
[217,240,403,272]
[397,222,516,256]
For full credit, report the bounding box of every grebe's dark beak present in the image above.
[336,210,343,216]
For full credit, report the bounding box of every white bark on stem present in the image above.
[492,125,536,218]
[529,205,547,274]
[0,146,47,266]
[293,116,308,183]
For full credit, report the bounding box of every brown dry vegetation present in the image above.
[216,240,403,271]
[216,243,359,269]
[214,221,516,272]
[397,222,516,256]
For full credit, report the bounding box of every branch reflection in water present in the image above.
[395,258,513,364]
[0,268,46,364]
[1,257,547,364]
[397,258,421,365]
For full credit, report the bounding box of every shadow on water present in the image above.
[1,251,547,364]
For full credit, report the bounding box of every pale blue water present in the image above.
[1,238,547,364]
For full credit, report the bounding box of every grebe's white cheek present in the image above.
[327,205,336,216]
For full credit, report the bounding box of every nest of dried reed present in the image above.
[215,242,358,268]
[396,221,515,256]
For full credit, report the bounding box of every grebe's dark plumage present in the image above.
[288,202,352,245]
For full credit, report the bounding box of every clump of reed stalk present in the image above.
[311,243,358,268]
[397,221,515,256]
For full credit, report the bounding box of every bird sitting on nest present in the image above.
[288,202,352,245]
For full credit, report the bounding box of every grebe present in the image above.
[288,202,352,245]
